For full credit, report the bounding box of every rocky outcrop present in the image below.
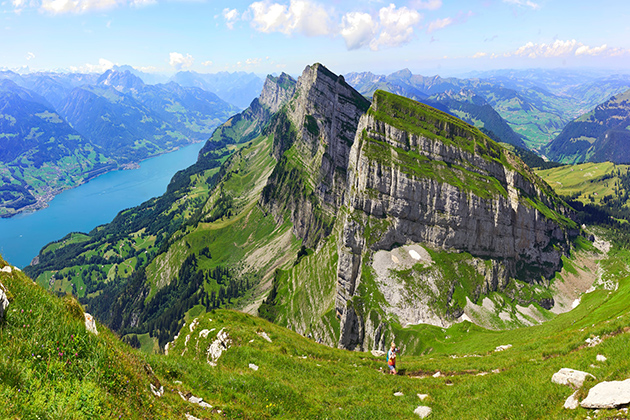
[581,379,630,409]
[0,281,9,320]
[336,91,577,350]
[261,63,370,246]
[258,73,296,113]
[552,368,595,388]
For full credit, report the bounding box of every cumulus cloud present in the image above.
[248,0,332,37]
[223,8,239,29]
[69,58,115,73]
[508,39,610,58]
[471,52,487,58]
[410,0,442,10]
[25,52,35,60]
[369,4,422,51]
[340,12,377,50]
[169,52,194,70]
[201,60,213,66]
[503,0,540,9]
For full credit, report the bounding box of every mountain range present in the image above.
[345,68,630,150]
[0,69,244,217]
[25,63,581,354]
[545,88,630,164]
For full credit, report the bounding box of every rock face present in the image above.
[258,73,296,114]
[0,281,9,320]
[551,368,595,388]
[581,379,630,409]
[336,91,576,350]
[261,63,370,246]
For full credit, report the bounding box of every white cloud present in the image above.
[223,8,239,29]
[26,0,154,14]
[508,40,618,58]
[426,17,452,33]
[503,0,540,10]
[471,52,487,58]
[410,0,441,10]
[575,44,607,56]
[248,0,332,37]
[245,57,261,65]
[369,4,422,51]
[25,51,35,60]
[169,52,194,70]
[340,12,377,50]
[69,58,115,73]
[201,60,213,66]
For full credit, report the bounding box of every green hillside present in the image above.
[3,227,630,419]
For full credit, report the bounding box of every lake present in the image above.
[0,142,206,268]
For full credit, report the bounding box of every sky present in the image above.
[2,0,630,77]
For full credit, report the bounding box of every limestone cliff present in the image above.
[260,63,370,246]
[335,91,578,350]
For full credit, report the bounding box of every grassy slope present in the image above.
[536,162,630,207]
[3,226,630,419]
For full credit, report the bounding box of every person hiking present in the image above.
[387,342,398,375]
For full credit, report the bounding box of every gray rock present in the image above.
[417,394,429,400]
[249,363,259,371]
[394,392,404,396]
[414,406,432,418]
[581,379,630,409]
[84,312,99,335]
[552,368,595,388]
[1,266,12,273]
[596,354,607,362]
[150,383,164,398]
[0,282,9,320]
[564,391,579,410]
[371,350,386,357]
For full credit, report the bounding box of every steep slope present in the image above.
[546,89,630,164]
[332,90,577,349]
[418,89,527,148]
[24,73,298,348]
[0,81,113,217]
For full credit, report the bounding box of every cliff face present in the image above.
[260,64,370,245]
[335,91,577,350]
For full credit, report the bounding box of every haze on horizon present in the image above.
[2,0,630,78]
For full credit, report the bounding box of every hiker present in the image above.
[387,342,398,375]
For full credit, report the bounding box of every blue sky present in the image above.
[2,0,630,76]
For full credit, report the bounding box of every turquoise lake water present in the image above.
[0,141,206,268]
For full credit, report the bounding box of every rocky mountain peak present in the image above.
[97,69,145,92]
[258,72,296,113]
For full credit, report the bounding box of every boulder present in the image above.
[0,282,9,320]
[394,392,404,397]
[581,379,630,409]
[0,266,12,273]
[371,350,386,357]
[414,406,432,418]
[563,391,579,410]
[84,312,99,335]
[494,344,512,352]
[417,394,429,400]
[551,368,595,388]
[249,363,259,371]
[596,354,607,362]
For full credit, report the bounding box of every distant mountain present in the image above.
[346,69,630,151]
[170,71,264,109]
[0,69,238,215]
[545,89,630,164]
[58,69,238,162]
[0,80,112,217]
[416,89,527,148]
